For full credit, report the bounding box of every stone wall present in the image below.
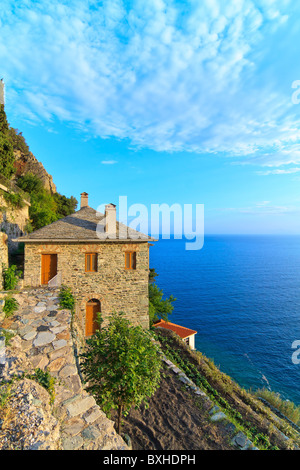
[0,233,8,289]
[24,241,150,332]
[0,186,30,253]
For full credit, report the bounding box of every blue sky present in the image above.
[2,0,300,234]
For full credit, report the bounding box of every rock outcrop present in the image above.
[13,150,56,194]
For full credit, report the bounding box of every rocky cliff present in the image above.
[13,149,56,194]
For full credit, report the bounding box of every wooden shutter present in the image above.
[85,253,97,272]
[125,251,136,270]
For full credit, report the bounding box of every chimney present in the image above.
[80,192,89,209]
[105,203,117,238]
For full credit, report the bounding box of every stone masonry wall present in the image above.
[0,233,8,289]
[24,242,150,332]
[0,189,30,253]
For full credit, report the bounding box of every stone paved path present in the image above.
[0,287,128,450]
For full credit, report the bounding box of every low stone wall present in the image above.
[0,288,128,450]
[0,233,8,290]
[0,186,30,253]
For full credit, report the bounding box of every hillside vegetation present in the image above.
[0,104,77,231]
[152,328,300,450]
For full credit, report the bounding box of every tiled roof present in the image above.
[154,319,197,339]
[17,206,155,242]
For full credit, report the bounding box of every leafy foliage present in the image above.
[7,127,30,156]
[27,368,56,405]
[2,264,21,290]
[0,106,78,231]
[0,105,15,179]
[81,312,161,433]
[149,269,176,325]
[53,193,78,219]
[2,190,25,209]
[3,296,19,317]
[58,285,75,312]
[17,173,77,230]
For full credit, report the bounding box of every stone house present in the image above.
[16,193,155,336]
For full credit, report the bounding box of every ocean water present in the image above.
[150,236,300,405]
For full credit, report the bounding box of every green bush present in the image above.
[17,173,78,231]
[3,296,19,317]
[2,190,25,209]
[0,105,15,179]
[2,264,21,290]
[29,368,56,405]
[58,285,75,311]
[81,312,162,434]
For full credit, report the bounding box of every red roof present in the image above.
[154,319,197,339]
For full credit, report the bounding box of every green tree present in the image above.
[80,312,161,434]
[17,172,44,194]
[17,172,77,230]
[7,127,30,156]
[148,269,176,325]
[29,189,58,229]
[53,193,77,218]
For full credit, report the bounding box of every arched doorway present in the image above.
[85,299,101,337]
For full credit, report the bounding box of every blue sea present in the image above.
[150,236,300,405]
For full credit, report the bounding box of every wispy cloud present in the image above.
[101,160,118,165]
[257,167,300,175]
[1,0,299,168]
[220,201,300,216]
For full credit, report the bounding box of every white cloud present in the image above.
[257,167,300,175]
[101,160,118,165]
[1,0,299,168]
[221,201,300,215]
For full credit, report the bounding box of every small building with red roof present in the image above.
[154,319,197,350]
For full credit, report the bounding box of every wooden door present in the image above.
[86,300,101,337]
[41,254,57,285]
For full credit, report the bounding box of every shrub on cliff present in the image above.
[17,173,77,230]
[80,312,161,434]
[0,105,15,179]
[2,264,21,290]
[149,282,176,325]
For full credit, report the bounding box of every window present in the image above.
[125,251,136,270]
[85,253,98,272]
